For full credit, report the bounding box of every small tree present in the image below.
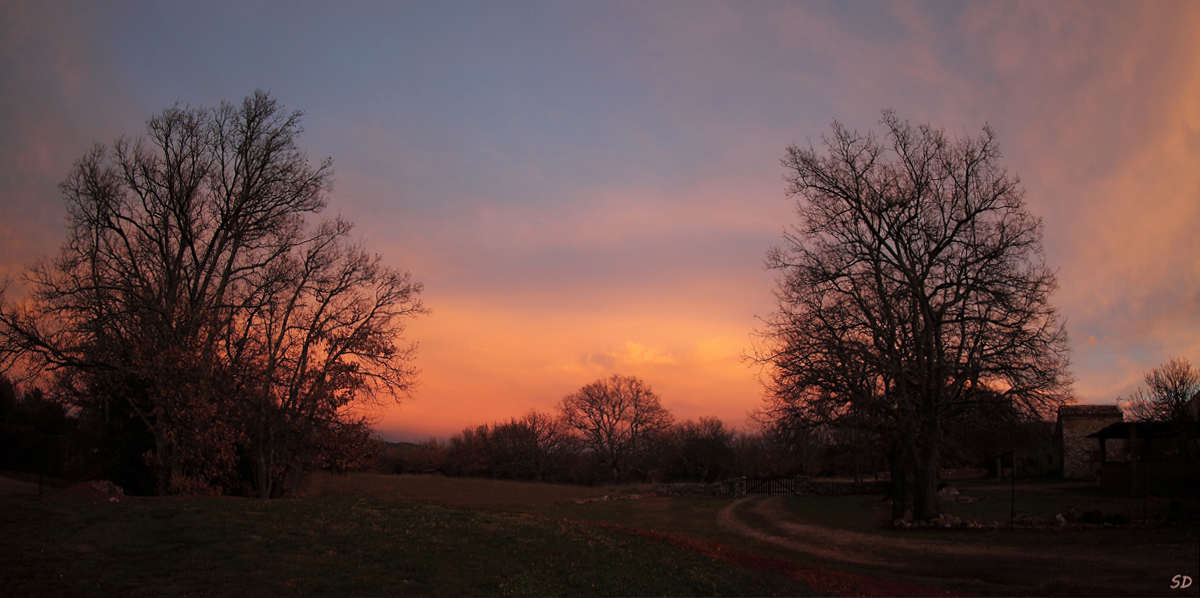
[1121,357,1200,465]
[559,374,673,481]
[1121,357,1199,422]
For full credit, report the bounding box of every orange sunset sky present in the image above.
[2,1,1199,441]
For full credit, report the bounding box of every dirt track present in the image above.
[0,475,40,498]
[717,497,1200,596]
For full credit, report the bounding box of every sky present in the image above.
[2,1,1198,442]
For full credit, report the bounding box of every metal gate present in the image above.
[744,476,797,496]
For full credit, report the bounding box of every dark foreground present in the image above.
[4,473,1197,597]
[2,494,818,597]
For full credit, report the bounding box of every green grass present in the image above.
[523,496,733,540]
[0,496,818,597]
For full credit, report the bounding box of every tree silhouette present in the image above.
[1121,357,1200,465]
[1121,357,1199,422]
[755,111,1071,521]
[0,91,425,496]
[559,374,673,481]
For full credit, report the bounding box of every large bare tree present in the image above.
[0,91,425,496]
[755,111,1071,521]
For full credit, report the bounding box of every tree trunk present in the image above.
[169,440,182,494]
[289,443,307,497]
[155,431,171,496]
[888,446,909,523]
[256,447,271,499]
[911,416,942,521]
[256,427,274,499]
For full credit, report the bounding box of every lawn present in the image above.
[0,495,817,597]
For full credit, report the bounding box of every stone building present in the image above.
[1055,404,1124,479]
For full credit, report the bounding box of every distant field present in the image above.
[0,494,817,598]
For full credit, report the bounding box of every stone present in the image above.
[90,480,125,496]
[936,485,960,499]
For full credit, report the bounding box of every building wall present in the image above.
[1061,413,1123,479]
[1014,439,1059,477]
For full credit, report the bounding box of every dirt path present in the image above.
[717,497,1199,596]
[0,475,41,498]
[718,497,1046,565]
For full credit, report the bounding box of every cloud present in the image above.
[6,0,1200,438]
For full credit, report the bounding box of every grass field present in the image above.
[0,494,818,598]
[6,472,1197,596]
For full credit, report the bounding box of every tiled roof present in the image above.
[1058,404,1122,416]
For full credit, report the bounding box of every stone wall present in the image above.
[732,476,889,497]
[800,478,889,496]
[1059,407,1123,479]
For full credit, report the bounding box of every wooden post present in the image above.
[1010,457,1016,527]
[1129,423,1139,497]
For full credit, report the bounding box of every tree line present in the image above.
[378,372,1077,486]
[378,378,806,485]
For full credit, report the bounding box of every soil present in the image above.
[717,496,1200,597]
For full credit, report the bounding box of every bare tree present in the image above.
[1121,357,1200,422]
[1121,357,1200,464]
[0,91,425,495]
[558,374,673,481]
[754,111,1071,521]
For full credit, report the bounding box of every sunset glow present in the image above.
[2,1,1199,441]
